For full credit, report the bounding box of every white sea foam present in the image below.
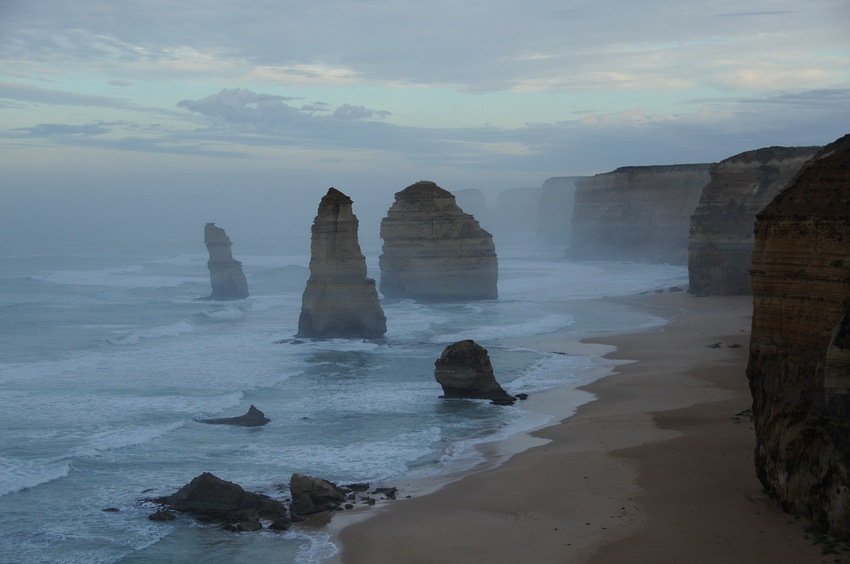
[107,320,197,344]
[0,456,72,497]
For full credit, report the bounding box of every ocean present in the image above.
[0,237,687,563]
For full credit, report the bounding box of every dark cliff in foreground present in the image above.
[688,146,819,295]
[379,181,498,301]
[297,188,386,339]
[203,223,249,300]
[567,164,710,264]
[747,133,850,537]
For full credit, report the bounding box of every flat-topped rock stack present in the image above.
[688,146,819,295]
[297,188,386,339]
[379,181,498,301]
[203,223,249,300]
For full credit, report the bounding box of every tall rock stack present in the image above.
[379,180,498,301]
[203,223,249,300]
[297,188,386,339]
[567,164,710,264]
[688,146,818,295]
[747,134,850,537]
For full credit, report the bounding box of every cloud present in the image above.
[0,81,129,107]
[15,123,112,136]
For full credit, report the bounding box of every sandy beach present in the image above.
[332,291,831,563]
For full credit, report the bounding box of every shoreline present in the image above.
[331,291,828,563]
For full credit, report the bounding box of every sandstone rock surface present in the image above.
[157,472,289,529]
[434,339,515,404]
[379,181,498,301]
[747,134,850,538]
[297,188,386,339]
[197,405,270,427]
[203,223,249,300]
[688,146,818,295]
[567,164,710,264]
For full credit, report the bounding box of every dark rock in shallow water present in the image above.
[198,405,270,427]
[157,472,289,528]
[434,339,516,404]
[289,473,346,516]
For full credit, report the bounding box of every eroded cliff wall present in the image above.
[747,134,850,537]
[568,164,710,264]
[688,146,818,295]
[538,176,581,247]
[203,223,249,300]
[379,180,498,301]
[297,188,386,339]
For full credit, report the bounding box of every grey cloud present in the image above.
[331,104,391,120]
[0,81,129,107]
[15,123,111,136]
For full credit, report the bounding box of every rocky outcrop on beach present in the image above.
[567,164,711,264]
[434,339,516,404]
[289,473,347,516]
[203,223,249,300]
[154,472,290,531]
[538,176,581,247]
[379,181,498,301]
[197,405,270,427]
[747,134,850,538]
[297,188,386,339]
[688,146,819,295]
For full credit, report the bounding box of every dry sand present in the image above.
[331,292,831,563]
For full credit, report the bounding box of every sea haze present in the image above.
[0,245,686,563]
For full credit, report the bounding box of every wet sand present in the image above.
[332,292,827,563]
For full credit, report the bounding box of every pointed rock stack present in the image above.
[297,188,386,339]
[204,223,249,300]
[747,134,850,538]
[379,180,498,301]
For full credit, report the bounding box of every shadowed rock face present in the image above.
[747,134,850,538]
[379,181,498,301]
[434,339,515,404]
[568,164,711,264]
[297,188,386,339]
[203,223,249,300]
[688,146,818,295]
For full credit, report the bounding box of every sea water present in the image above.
[0,241,687,563]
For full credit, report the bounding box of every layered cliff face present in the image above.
[203,223,249,300]
[567,164,710,264]
[379,181,498,301]
[538,176,581,247]
[747,134,850,537]
[297,188,386,339]
[688,146,819,295]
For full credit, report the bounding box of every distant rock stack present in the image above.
[297,188,386,339]
[203,223,249,300]
[688,146,818,295]
[747,134,850,538]
[568,164,711,264]
[434,340,515,404]
[379,181,498,301]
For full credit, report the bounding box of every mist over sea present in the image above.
[0,235,687,563]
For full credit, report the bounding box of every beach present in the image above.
[333,291,828,563]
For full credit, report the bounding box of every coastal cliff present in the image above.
[203,223,249,300]
[297,188,386,339]
[379,181,498,301]
[567,164,710,264]
[747,134,850,537]
[538,176,581,247]
[688,146,818,295]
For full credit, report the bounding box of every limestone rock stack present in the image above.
[379,181,498,301]
[203,223,249,300]
[567,164,710,264]
[747,134,850,537]
[434,340,515,404]
[297,188,386,339]
[688,146,818,295]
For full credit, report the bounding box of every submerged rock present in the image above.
[297,188,386,339]
[197,405,270,427]
[203,223,249,300]
[379,181,498,301]
[434,339,515,404]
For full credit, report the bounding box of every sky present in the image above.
[1,0,849,254]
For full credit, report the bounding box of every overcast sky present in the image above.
[1,0,849,254]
